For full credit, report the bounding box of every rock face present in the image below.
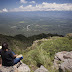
[66,33,72,37]
[0,66,15,72]
[0,61,30,72]
[34,65,49,72]
[54,51,72,72]
[14,61,30,72]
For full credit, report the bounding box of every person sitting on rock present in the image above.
[0,42,23,67]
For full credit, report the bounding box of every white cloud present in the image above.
[20,0,36,4]
[10,3,72,12]
[2,8,8,12]
[35,2,72,11]
[30,1,36,4]
[26,5,32,8]
[20,0,27,3]
[0,8,8,13]
[19,5,24,9]
[1,2,72,13]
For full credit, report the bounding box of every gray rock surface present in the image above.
[54,51,72,72]
[14,61,30,72]
[60,59,72,72]
[34,65,49,72]
[0,61,30,72]
[0,66,15,72]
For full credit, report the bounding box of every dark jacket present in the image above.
[1,50,15,66]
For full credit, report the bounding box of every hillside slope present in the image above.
[23,36,72,72]
[0,33,72,72]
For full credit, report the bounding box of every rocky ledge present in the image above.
[0,62,49,72]
[0,61,30,72]
[54,51,72,72]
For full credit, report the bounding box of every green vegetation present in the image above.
[23,36,72,72]
[0,33,72,72]
[19,21,25,23]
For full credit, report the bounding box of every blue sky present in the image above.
[0,0,72,13]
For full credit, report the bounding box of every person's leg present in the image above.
[11,51,23,65]
[14,56,23,65]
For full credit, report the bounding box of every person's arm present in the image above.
[10,51,17,59]
[13,54,18,58]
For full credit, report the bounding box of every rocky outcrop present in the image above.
[0,61,30,72]
[34,65,49,72]
[66,33,72,37]
[54,51,72,72]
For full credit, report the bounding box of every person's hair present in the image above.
[2,42,8,51]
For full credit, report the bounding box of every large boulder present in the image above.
[34,65,49,72]
[54,51,72,72]
[0,61,30,72]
